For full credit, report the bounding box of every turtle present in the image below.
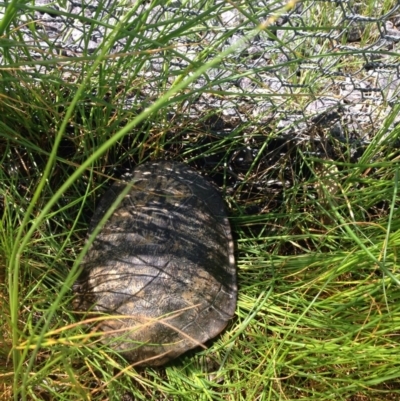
[73,161,237,366]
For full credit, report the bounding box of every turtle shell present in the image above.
[74,161,237,366]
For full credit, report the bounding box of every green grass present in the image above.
[1,0,400,399]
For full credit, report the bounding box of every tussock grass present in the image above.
[1,0,400,400]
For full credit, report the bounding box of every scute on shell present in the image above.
[74,161,237,366]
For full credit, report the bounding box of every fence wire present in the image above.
[1,0,400,144]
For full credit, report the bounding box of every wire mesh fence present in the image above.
[1,0,400,142]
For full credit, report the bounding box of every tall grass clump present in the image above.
[1,0,400,400]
